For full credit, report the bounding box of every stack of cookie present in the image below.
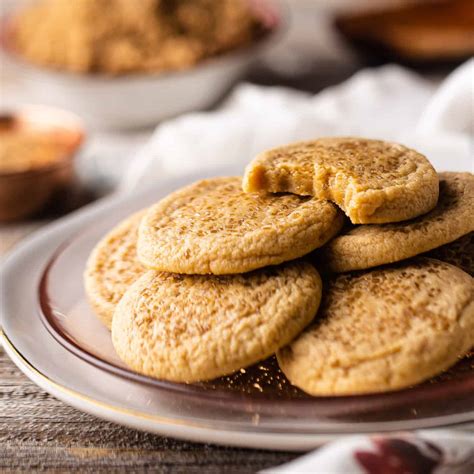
[85,137,474,395]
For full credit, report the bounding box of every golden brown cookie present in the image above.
[84,211,145,329]
[425,231,474,277]
[112,261,322,382]
[243,142,315,196]
[317,172,474,273]
[243,137,439,224]
[277,258,474,396]
[137,177,344,275]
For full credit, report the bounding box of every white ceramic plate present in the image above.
[1,166,473,451]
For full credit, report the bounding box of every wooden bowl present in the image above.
[0,105,84,222]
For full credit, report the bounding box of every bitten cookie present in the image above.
[243,137,439,224]
[84,211,146,329]
[277,258,474,396]
[137,176,343,274]
[112,261,322,382]
[317,172,474,273]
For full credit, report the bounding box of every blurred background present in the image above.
[0,0,472,244]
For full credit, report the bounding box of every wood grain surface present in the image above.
[0,223,298,472]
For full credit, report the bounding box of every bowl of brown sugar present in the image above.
[1,0,285,130]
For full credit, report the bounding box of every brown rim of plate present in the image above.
[37,238,474,421]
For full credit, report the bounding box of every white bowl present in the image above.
[1,0,286,130]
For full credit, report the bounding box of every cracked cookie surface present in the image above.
[277,258,474,395]
[243,142,315,196]
[112,261,322,382]
[137,176,343,274]
[317,172,474,273]
[243,137,439,224]
[84,211,146,329]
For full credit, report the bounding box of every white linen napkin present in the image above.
[121,59,474,191]
[263,430,474,473]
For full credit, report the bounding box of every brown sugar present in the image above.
[12,0,265,75]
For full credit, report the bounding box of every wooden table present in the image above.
[0,222,298,472]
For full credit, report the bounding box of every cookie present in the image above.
[243,142,315,196]
[425,232,474,277]
[243,137,439,224]
[112,261,322,382]
[84,211,145,329]
[137,177,343,275]
[277,258,474,396]
[318,172,474,273]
